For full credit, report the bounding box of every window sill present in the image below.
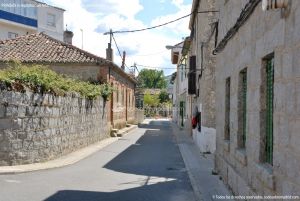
[223,139,230,153]
[235,148,247,166]
[255,163,275,190]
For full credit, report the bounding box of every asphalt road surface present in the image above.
[0,119,196,201]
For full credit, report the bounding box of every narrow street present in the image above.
[0,120,196,201]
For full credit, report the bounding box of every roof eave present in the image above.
[189,0,201,29]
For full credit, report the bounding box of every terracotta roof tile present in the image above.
[0,32,137,84]
[0,32,108,65]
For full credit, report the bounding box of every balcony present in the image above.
[0,9,37,28]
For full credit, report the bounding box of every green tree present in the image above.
[158,90,170,103]
[137,69,167,89]
[144,92,160,107]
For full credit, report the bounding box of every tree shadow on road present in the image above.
[44,120,195,201]
[104,120,183,178]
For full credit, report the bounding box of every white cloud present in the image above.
[171,0,184,8]
[46,0,191,76]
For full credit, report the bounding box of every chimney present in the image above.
[106,43,114,61]
[121,51,126,70]
[63,30,74,45]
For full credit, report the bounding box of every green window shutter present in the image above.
[225,77,231,140]
[242,70,247,147]
[266,58,274,164]
[180,101,184,127]
[180,101,183,116]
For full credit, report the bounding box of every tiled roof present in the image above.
[0,32,108,65]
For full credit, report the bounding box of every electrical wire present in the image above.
[111,33,131,71]
[136,64,178,70]
[136,64,202,71]
[104,10,219,35]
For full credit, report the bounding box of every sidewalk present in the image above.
[172,123,234,201]
[0,125,137,175]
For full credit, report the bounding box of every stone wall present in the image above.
[189,0,217,153]
[215,0,300,197]
[0,91,109,166]
[134,109,144,125]
[190,0,217,129]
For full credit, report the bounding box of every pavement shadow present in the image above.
[104,120,184,178]
[44,120,195,201]
[44,180,190,201]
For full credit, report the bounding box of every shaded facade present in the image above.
[215,0,300,197]
[188,0,217,153]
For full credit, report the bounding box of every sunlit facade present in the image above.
[0,0,64,41]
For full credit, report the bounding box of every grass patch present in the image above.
[0,62,113,100]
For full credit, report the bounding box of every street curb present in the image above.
[0,125,138,175]
[117,125,138,137]
[171,123,203,201]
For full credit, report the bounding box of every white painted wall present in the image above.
[37,4,64,41]
[0,0,64,41]
[192,127,216,153]
[172,78,177,123]
[0,20,36,40]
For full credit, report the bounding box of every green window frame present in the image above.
[179,101,185,127]
[265,58,274,165]
[225,77,231,140]
[242,69,247,147]
[238,68,247,148]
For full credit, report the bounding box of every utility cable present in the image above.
[136,64,202,71]
[104,10,219,35]
[136,64,177,70]
[111,33,131,71]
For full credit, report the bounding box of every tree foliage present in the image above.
[158,90,170,103]
[0,62,114,99]
[137,69,167,89]
[143,92,160,107]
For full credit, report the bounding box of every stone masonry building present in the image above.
[215,0,300,197]
[188,0,218,153]
[0,32,136,130]
[170,40,192,130]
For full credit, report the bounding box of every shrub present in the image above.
[0,62,112,99]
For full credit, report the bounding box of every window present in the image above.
[8,32,18,39]
[260,55,274,165]
[225,77,231,140]
[128,90,131,106]
[179,101,185,127]
[116,85,119,103]
[122,87,125,105]
[188,55,197,95]
[14,0,21,15]
[47,13,56,27]
[26,3,37,19]
[238,68,247,148]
